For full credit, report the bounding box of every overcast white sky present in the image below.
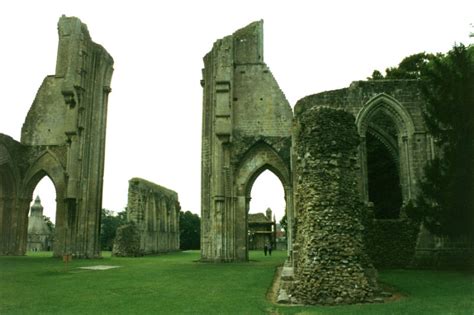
[0,0,472,223]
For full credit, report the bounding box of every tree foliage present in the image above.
[368,43,474,238]
[279,214,287,234]
[367,52,436,80]
[179,211,200,250]
[100,209,127,251]
[407,44,474,238]
[43,215,54,232]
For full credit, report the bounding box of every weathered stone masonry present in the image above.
[200,21,445,304]
[291,106,377,305]
[200,20,433,268]
[296,81,432,267]
[201,21,294,262]
[0,16,113,258]
[127,178,180,254]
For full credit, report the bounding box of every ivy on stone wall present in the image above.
[364,218,419,268]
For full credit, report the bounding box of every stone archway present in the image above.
[356,93,416,205]
[234,142,293,261]
[22,152,67,257]
[0,16,113,258]
[200,21,293,262]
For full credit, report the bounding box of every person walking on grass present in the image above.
[268,243,272,256]
[264,244,268,256]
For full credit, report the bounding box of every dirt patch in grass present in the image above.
[267,266,283,304]
[379,281,405,302]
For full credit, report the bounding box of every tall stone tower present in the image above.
[201,21,293,262]
[27,196,52,251]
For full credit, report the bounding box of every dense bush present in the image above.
[100,209,126,250]
[365,218,419,268]
[180,211,200,250]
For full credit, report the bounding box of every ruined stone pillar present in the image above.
[16,16,114,258]
[292,106,377,305]
[201,21,293,262]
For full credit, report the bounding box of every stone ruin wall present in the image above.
[200,20,436,269]
[291,105,377,305]
[127,178,180,254]
[295,81,431,268]
[0,16,113,258]
[296,80,431,200]
[201,21,293,262]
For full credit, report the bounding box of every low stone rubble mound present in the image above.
[112,223,143,257]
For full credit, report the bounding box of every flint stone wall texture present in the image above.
[295,80,429,203]
[292,106,377,305]
[126,178,180,254]
[295,80,433,268]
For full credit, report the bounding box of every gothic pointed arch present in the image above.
[356,93,416,211]
[366,123,400,172]
[356,93,415,137]
[0,16,113,258]
[235,141,291,198]
[23,150,66,199]
[200,20,294,262]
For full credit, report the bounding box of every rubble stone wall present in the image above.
[292,105,377,305]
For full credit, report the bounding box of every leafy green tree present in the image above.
[368,52,436,80]
[367,43,474,237]
[100,209,127,251]
[407,44,474,238]
[43,215,54,232]
[179,211,200,250]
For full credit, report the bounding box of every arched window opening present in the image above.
[27,176,56,255]
[248,170,285,251]
[366,110,403,219]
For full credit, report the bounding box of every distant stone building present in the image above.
[27,196,53,251]
[248,208,276,250]
[126,178,180,254]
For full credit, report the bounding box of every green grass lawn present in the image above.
[0,250,472,314]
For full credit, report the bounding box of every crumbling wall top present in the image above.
[129,177,178,200]
[21,15,114,146]
[232,20,263,65]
